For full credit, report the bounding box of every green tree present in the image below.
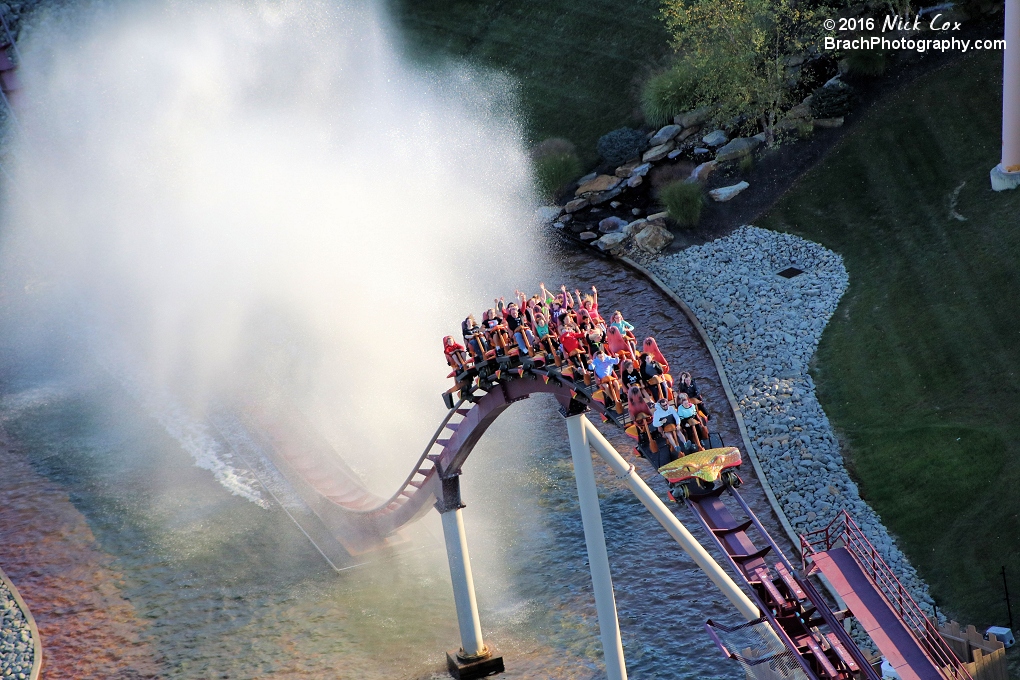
[660,0,818,144]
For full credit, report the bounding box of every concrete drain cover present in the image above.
[777,267,804,279]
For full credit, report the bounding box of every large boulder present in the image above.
[598,216,629,233]
[715,137,760,162]
[589,186,623,205]
[702,129,729,147]
[565,197,590,213]
[675,126,700,144]
[689,160,718,184]
[709,181,750,202]
[595,231,629,253]
[623,218,647,236]
[576,174,622,196]
[615,160,641,178]
[675,105,713,128]
[630,162,652,177]
[642,142,675,163]
[634,223,674,254]
[649,124,682,146]
[535,205,563,224]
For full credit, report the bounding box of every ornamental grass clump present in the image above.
[641,62,702,126]
[659,180,703,228]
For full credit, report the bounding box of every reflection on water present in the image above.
[0,243,790,678]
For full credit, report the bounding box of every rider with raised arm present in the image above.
[589,347,623,413]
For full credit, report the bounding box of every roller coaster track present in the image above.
[240,354,965,680]
[0,10,24,185]
[241,353,973,680]
[238,362,622,555]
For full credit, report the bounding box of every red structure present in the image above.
[801,512,973,680]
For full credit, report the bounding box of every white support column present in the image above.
[565,414,628,680]
[992,0,1020,190]
[440,505,487,660]
[581,417,761,622]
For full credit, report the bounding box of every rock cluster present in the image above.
[0,580,34,680]
[646,226,936,617]
[543,105,771,254]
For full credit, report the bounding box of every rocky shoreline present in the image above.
[642,226,936,617]
[0,572,36,680]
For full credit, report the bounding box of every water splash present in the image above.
[1,0,545,498]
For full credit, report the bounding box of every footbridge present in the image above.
[239,356,974,680]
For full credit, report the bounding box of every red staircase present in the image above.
[800,512,972,680]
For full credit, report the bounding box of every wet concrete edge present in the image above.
[0,564,42,680]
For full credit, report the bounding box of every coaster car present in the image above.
[658,446,742,500]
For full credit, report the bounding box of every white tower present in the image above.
[992,0,1020,190]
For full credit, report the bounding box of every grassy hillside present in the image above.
[760,49,1020,626]
[386,0,671,162]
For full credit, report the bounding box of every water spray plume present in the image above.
[0,0,546,494]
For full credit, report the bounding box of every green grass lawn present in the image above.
[386,0,672,163]
[760,49,1020,626]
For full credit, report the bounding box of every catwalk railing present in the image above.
[800,510,973,680]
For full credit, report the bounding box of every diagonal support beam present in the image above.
[565,414,628,680]
[580,416,761,622]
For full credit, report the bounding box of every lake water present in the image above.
[0,240,795,679]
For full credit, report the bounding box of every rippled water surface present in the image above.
[0,242,796,679]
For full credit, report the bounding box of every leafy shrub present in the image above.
[641,62,702,127]
[658,180,703,228]
[596,127,648,166]
[844,49,886,77]
[810,83,855,119]
[535,152,583,199]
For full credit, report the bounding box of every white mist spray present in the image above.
[1,0,546,496]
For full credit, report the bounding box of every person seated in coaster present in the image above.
[504,301,536,355]
[609,310,634,335]
[676,371,708,417]
[676,391,708,451]
[441,335,475,407]
[620,359,643,393]
[540,281,570,310]
[462,314,488,361]
[576,285,601,323]
[482,308,511,355]
[588,348,623,413]
[443,335,469,371]
[583,316,606,354]
[642,337,670,373]
[627,386,658,452]
[532,311,559,361]
[675,371,701,401]
[558,324,589,378]
[651,396,686,452]
[640,352,667,401]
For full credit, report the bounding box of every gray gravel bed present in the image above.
[0,578,34,680]
[646,225,935,619]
